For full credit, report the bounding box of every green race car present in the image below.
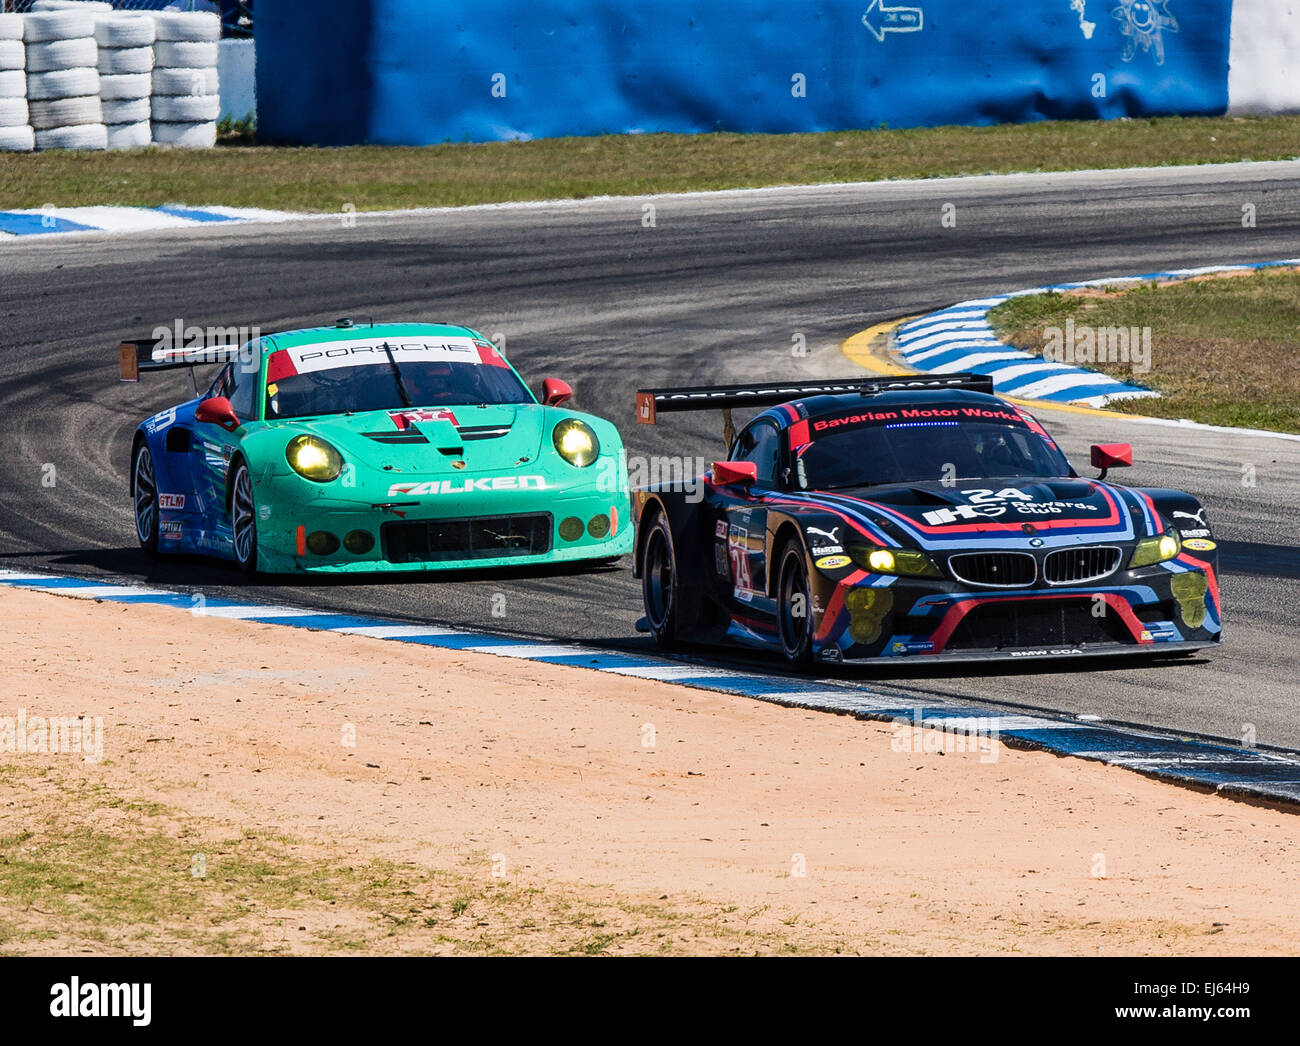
[123,320,632,574]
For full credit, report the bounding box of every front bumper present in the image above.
[809,553,1222,665]
[251,472,632,573]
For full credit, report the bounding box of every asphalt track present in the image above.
[2,160,1300,749]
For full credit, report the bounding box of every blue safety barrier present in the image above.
[257,1,1233,146]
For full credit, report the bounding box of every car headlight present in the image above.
[848,545,941,578]
[286,434,343,482]
[553,419,599,467]
[1129,532,1180,568]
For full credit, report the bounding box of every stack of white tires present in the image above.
[94,11,154,150]
[150,11,220,149]
[0,13,32,153]
[24,6,105,151]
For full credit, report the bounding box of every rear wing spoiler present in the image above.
[634,372,996,424]
[118,334,256,382]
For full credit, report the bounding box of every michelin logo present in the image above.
[388,476,547,497]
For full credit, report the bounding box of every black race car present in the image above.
[631,374,1221,668]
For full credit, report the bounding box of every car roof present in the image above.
[259,322,482,353]
[751,388,1018,428]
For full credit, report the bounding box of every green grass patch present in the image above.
[987,267,1300,432]
[0,114,1296,212]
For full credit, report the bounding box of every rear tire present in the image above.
[230,461,259,576]
[641,513,679,648]
[132,441,160,556]
[776,540,814,670]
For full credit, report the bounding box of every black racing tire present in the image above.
[776,539,814,670]
[230,459,259,577]
[132,440,160,556]
[640,512,679,648]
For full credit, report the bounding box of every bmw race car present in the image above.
[121,320,632,574]
[631,373,1221,667]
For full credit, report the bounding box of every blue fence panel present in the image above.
[257,0,1233,146]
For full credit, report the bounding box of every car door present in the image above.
[192,363,250,549]
[719,420,783,616]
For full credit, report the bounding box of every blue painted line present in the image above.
[1035,382,1151,403]
[529,652,658,668]
[245,612,385,631]
[0,213,98,236]
[399,633,523,650]
[154,205,240,224]
[4,567,1300,809]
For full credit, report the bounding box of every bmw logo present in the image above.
[1029,537,1044,547]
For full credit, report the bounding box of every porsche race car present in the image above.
[631,373,1221,667]
[122,320,632,574]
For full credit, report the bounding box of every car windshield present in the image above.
[264,352,533,420]
[796,412,1071,489]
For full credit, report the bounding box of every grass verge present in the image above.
[0,764,845,955]
[0,115,1297,212]
[987,267,1300,432]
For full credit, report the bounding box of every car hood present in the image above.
[815,477,1146,545]
[285,404,545,477]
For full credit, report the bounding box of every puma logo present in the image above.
[1173,508,1208,528]
[806,525,840,544]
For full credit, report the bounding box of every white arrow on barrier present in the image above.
[862,0,924,42]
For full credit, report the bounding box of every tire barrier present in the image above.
[0,15,31,152]
[149,11,220,150]
[0,3,219,152]
[92,9,152,150]
[24,8,102,152]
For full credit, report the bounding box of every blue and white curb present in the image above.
[893,259,1300,409]
[0,205,299,238]
[5,567,1300,806]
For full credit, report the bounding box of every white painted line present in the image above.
[190,205,301,222]
[898,309,991,331]
[330,624,463,638]
[1008,372,1139,399]
[757,689,899,710]
[39,206,198,233]
[194,605,318,619]
[896,321,995,344]
[602,664,747,681]
[930,351,1036,373]
[464,643,598,658]
[930,714,1089,732]
[900,331,1002,354]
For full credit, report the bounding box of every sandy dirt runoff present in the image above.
[1,586,1298,956]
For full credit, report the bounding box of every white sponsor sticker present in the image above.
[387,475,546,497]
[285,338,484,375]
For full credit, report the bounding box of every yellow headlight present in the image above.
[1129,533,1180,568]
[849,545,941,578]
[553,419,599,467]
[286,435,343,482]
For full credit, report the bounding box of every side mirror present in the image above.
[712,460,758,486]
[195,396,240,432]
[542,378,573,407]
[1090,442,1132,479]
